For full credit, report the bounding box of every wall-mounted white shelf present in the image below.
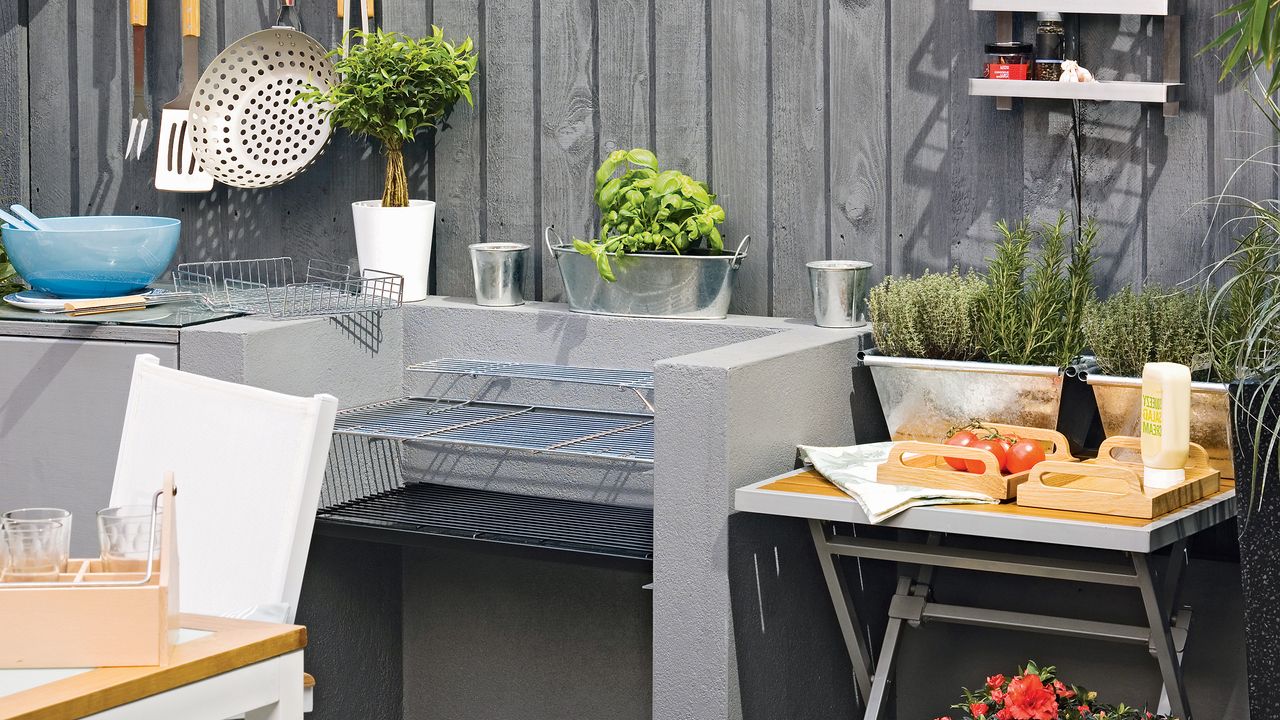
[971,3,1182,116]
[969,0,1181,16]
[969,78,1182,104]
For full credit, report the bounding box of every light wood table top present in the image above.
[0,614,306,720]
[736,468,1237,553]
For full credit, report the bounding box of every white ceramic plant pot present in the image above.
[352,199,436,302]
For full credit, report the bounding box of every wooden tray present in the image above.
[0,474,179,668]
[876,423,1074,500]
[1016,437,1221,519]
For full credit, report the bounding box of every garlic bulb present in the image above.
[1059,60,1097,83]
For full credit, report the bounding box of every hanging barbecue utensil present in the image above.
[187,0,338,189]
[126,0,149,160]
[155,0,214,192]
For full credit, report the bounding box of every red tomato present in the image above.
[1006,439,1047,474]
[965,439,1007,475]
[991,436,1015,472]
[944,430,979,471]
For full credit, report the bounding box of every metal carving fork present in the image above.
[126,0,149,160]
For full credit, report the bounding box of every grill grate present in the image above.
[316,483,654,561]
[333,397,654,463]
[407,358,655,390]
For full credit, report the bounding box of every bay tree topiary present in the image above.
[298,27,478,208]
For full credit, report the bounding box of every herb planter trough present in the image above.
[859,349,1095,449]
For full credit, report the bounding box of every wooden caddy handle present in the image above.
[1028,460,1143,494]
[1098,435,1211,470]
[984,423,1073,460]
[889,440,1003,479]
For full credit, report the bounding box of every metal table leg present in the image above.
[1135,550,1192,720]
[810,519,873,699]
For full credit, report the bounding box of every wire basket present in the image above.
[173,258,403,319]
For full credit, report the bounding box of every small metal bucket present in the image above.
[1084,372,1235,479]
[545,227,749,319]
[807,260,872,327]
[470,243,529,307]
[860,349,1073,442]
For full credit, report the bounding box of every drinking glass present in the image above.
[3,507,72,571]
[97,505,162,573]
[1,521,64,582]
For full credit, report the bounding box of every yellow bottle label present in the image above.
[1141,393,1162,437]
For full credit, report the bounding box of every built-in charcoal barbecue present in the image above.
[316,358,656,562]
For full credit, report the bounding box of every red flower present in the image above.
[1053,679,1075,698]
[1003,674,1058,720]
[1077,705,1090,714]
[995,710,1013,720]
[970,702,990,717]
[932,717,952,720]
[987,674,1006,690]
[991,689,1005,704]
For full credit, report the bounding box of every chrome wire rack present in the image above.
[173,257,403,319]
[408,359,655,390]
[333,397,655,463]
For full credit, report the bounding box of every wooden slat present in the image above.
[653,0,708,179]
[538,0,596,302]
[828,0,888,283]
[710,0,769,314]
[432,0,484,297]
[0,614,306,720]
[484,0,539,295]
[597,0,650,161]
[0,1,29,208]
[889,0,951,276]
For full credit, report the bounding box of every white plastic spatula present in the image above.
[155,0,214,192]
[10,205,52,231]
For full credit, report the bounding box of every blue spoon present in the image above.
[0,208,34,231]
[10,205,51,231]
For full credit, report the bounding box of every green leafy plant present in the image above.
[1081,286,1212,379]
[868,269,987,361]
[1204,1,1280,93]
[573,148,726,281]
[297,27,478,208]
[980,213,1099,367]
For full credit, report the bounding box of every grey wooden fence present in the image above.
[0,1,1272,317]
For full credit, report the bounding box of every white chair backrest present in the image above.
[109,354,338,623]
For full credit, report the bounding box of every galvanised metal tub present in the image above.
[858,349,1093,447]
[545,227,749,320]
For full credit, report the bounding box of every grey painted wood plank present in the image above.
[1078,14,1150,294]
[597,0,650,163]
[948,5,1023,273]
[1144,8,1215,287]
[653,0,708,180]
[769,0,826,318]
[483,0,539,296]
[27,0,75,217]
[432,0,484,297]
[1019,18,1077,235]
[709,0,768,316]
[539,0,596,302]
[889,0,952,276]
[827,0,887,282]
[0,1,29,208]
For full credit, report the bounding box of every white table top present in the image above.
[735,468,1237,553]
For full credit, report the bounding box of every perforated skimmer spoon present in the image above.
[187,0,338,189]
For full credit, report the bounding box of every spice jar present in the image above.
[983,42,1033,81]
[1035,12,1066,81]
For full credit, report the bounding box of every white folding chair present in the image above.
[108,354,338,714]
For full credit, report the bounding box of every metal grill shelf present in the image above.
[334,397,654,463]
[316,483,654,561]
[407,358,655,390]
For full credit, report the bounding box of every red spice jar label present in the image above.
[986,63,1028,80]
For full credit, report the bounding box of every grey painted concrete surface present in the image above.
[653,326,871,720]
[402,546,653,720]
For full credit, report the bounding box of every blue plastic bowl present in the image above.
[2,216,181,298]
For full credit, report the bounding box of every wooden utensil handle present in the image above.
[1030,460,1142,493]
[181,0,199,37]
[337,0,374,18]
[130,0,147,27]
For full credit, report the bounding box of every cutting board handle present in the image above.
[1028,460,1143,494]
[984,423,1073,460]
[1098,435,1211,470]
[888,440,1003,477]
